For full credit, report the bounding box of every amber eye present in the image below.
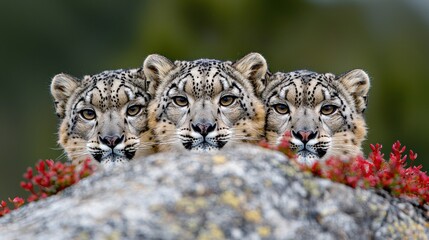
[273,104,289,114]
[80,109,96,120]
[127,105,143,116]
[219,95,236,107]
[320,105,338,115]
[173,96,188,107]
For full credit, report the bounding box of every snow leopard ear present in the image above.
[338,69,371,114]
[143,54,176,95]
[51,73,80,119]
[232,52,268,96]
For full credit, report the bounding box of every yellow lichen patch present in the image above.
[195,197,208,209]
[409,224,429,240]
[175,197,206,215]
[368,203,379,212]
[280,164,298,177]
[77,232,91,240]
[390,221,428,239]
[302,178,320,197]
[198,223,225,240]
[167,223,182,234]
[391,221,407,234]
[105,231,121,240]
[244,209,262,223]
[220,191,241,209]
[185,219,200,232]
[212,155,227,165]
[257,226,271,237]
[148,204,164,212]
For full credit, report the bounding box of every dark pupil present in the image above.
[223,97,231,102]
[177,97,186,104]
[323,106,333,113]
[277,104,287,111]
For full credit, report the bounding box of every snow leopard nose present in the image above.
[292,130,317,144]
[99,135,124,148]
[192,123,216,137]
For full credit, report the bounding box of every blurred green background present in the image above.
[1,0,429,198]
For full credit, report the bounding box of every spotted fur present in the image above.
[50,68,154,168]
[144,53,268,152]
[263,69,370,165]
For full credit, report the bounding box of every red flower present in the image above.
[261,137,429,205]
[1,158,96,217]
[10,197,24,208]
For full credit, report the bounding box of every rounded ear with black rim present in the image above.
[232,52,268,96]
[143,54,176,95]
[50,73,80,118]
[338,69,370,113]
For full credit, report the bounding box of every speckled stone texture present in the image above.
[0,145,428,240]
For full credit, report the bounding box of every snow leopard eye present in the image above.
[273,104,289,115]
[320,105,338,115]
[219,95,236,107]
[127,105,143,116]
[173,96,188,107]
[80,109,96,120]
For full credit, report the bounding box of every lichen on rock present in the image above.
[0,145,428,239]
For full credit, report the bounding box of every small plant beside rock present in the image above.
[261,133,428,205]
[0,159,95,217]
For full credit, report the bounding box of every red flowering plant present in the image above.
[260,133,429,205]
[259,131,296,159]
[0,159,95,217]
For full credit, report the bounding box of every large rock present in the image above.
[0,145,428,239]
